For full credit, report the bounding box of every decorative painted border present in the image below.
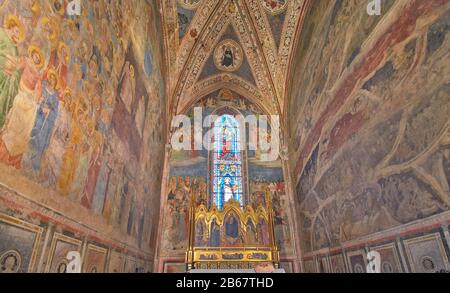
[125,255,137,273]
[84,244,108,273]
[260,0,289,15]
[107,250,126,273]
[279,260,294,273]
[0,213,43,273]
[177,0,202,10]
[45,232,82,273]
[163,261,187,273]
[403,233,450,273]
[322,255,333,273]
[302,259,316,273]
[329,254,346,273]
[346,249,367,273]
[370,242,403,273]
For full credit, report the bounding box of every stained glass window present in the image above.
[212,115,243,210]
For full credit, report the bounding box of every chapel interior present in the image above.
[0,0,449,273]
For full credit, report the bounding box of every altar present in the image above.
[185,198,280,271]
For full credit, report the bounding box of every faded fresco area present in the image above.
[159,89,296,265]
[0,0,166,272]
[288,0,450,261]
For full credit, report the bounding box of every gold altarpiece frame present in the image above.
[186,191,280,270]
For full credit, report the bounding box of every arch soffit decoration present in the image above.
[179,74,271,116]
[160,0,310,124]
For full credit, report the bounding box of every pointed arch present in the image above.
[179,75,272,115]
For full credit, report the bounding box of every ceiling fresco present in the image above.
[161,0,309,117]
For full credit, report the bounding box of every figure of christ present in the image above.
[221,46,234,68]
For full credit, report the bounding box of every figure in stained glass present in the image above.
[212,115,243,209]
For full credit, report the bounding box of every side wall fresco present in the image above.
[0,0,167,272]
[288,0,450,272]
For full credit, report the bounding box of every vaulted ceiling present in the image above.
[160,0,309,117]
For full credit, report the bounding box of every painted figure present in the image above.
[0,15,25,130]
[221,46,234,68]
[244,220,258,245]
[22,70,60,177]
[210,219,221,247]
[41,89,73,187]
[0,45,44,169]
[81,131,103,209]
[225,215,239,239]
[220,175,236,204]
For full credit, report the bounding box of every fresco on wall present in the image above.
[107,250,125,273]
[162,89,296,259]
[164,262,186,273]
[161,176,194,253]
[47,235,81,273]
[371,244,403,273]
[347,251,367,274]
[0,220,39,273]
[404,234,450,273]
[83,245,107,273]
[124,257,137,273]
[289,0,450,254]
[0,0,166,262]
[288,0,396,157]
[330,254,346,273]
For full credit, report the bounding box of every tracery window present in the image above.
[212,114,244,210]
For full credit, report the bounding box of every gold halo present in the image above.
[177,0,202,10]
[65,19,77,33]
[40,17,50,26]
[46,69,60,89]
[60,88,73,103]
[58,42,71,63]
[28,45,45,68]
[40,17,59,41]
[52,0,65,15]
[4,15,25,43]
[31,1,41,14]
[62,88,73,102]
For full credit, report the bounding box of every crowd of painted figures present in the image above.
[0,1,161,229]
